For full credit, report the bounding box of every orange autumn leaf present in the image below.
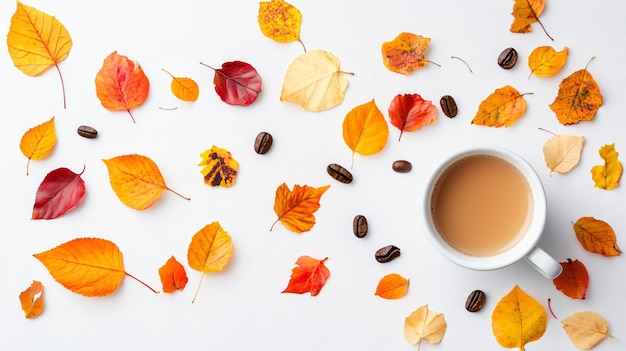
[492,285,547,350]
[187,222,234,303]
[282,256,330,296]
[102,154,189,210]
[553,259,589,299]
[375,273,409,299]
[389,93,437,141]
[19,116,56,176]
[161,68,199,102]
[591,143,622,190]
[198,145,238,187]
[550,58,603,125]
[159,256,188,293]
[382,32,430,75]
[573,217,622,257]
[19,280,44,319]
[472,86,530,127]
[95,51,150,123]
[258,0,305,51]
[404,305,447,346]
[271,183,330,233]
[528,46,569,78]
[510,0,552,40]
[7,2,72,108]
[343,99,389,166]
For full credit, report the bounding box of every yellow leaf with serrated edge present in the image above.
[404,305,447,346]
[591,143,622,190]
[20,117,56,176]
[258,0,304,49]
[562,311,609,350]
[492,285,546,350]
[342,99,388,166]
[528,46,569,78]
[542,134,584,174]
[472,86,529,127]
[198,145,238,187]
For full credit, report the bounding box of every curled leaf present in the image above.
[19,117,56,176]
[591,143,622,190]
[271,183,330,233]
[562,311,609,350]
[471,86,529,127]
[31,167,86,220]
[375,273,409,299]
[159,256,188,293]
[19,280,44,319]
[382,32,431,75]
[528,46,569,78]
[198,145,238,187]
[510,0,552,40]
[492,285,546,350]
[553,259,589,299]
[404,305,447,346]
[161,68,199,102]
[282,256,330,296]
[343,99,389,166]
[257,0,304,50]
[389,93,437,141]
[550,59,603,125]
[573,217,621,256]
[542,134,585,175]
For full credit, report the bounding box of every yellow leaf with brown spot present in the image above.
[382,32,430,75]
[492,285,546,350]
[472,86,529,127]
[550,60,603,125]
[19,280,44,319]
[528,46,569,78]
[198,146,238,187]
[591,143,622,190]
[19,117,56,176]
[258,0,304,50]
[404,305,447,346]
[573,217,622,256]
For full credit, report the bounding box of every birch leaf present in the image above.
[542,134,585,174]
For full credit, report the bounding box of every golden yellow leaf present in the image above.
[187,222,233,303]
[198,145,238,187]
[7,2,72,107]
[162,68,199,102]
[280,49,351,112]
[404,305,447,346]
[19,280,44,319]
[271,183,330,233]
[562,311,609,350]
[573,217,622,256]
[528,46,569,78]
[375,273,409,299]
[471,86,529,127]
[381,32,430,75]
[257,0,304,50]
[492,285,547,350]
[510,0,548,35]
[342,99,389,166]
[591,143,622,190]
[550,59,603,125]
[19,117,56,176]
[542,133,585,174]
[102,154,189,210]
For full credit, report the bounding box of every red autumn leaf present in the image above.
[158,256,188,293]
[553,259,589,299]
[200,61,262,106]
[32,166,86,220]
[282,256,330,296]
[389,93,437,141]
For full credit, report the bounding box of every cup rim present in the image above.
[421,146,547,270]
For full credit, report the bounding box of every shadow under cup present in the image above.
[421,147,551,274]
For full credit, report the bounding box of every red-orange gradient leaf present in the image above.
[159,256,188,293]
[553,259,589,299]
[389,93,437,141]
[282,256,330,296]
[375,273,409,299]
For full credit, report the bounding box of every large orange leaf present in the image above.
[19,280,44,319]
[404,305,447,346]
[573,217,622,256]
[550,59,603,125]
[7,2,72,108]
[282,256,330,296]
[388,93,437,141]
[591,143,622,190]
[271,183,330,233]
[491,285,546,350]
[510,0,552,40]
[528,46,569,78]
[343,99,389,166]
[102,154,189,210]
[95,51,150,123]
[198,145,238,187]
[258,0,305,51]
[19,116,56,176]
[158,256,188,293]
[161,68,199,102]
[382,32,430,75]
[187,222,233,303]
[375,273,409,299]
[553,259,589,299]
[471,85,529,127]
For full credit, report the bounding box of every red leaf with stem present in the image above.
[553,259,589,299]
[389,93,437,141]
[200,61,262,106]
[282,256,330,296]
[32,166,86,220]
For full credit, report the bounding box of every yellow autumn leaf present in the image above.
[271,183,330,233]
[280,49,352,112]
[591,143,622,190]
[492,285,547,350]
[550,58,603,125]
[198,145,239,187]
[562,311,610,350]
[528,46,569,78]
[257,0,305,50]
[102,154,189,210]
[381,32,431,75]
[161,69,199,102]
[573,217,622,257]
[404,305,447,346]
[19,117,56,176]
[542,133,585,175]
[471,86,530,127]
[7,2,72,108]
[342,99,389,167]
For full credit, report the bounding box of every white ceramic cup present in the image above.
[421,146,562,279]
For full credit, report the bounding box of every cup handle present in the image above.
[523,246,563,279]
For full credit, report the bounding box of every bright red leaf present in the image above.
[553,259,589,299]
[32,166,86,220]
[389,93,437,141]
[282,256,330,296]
[200,61,262,106]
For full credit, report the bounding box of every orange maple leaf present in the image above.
[382,32,430,74]
[159,256,188,293]
[270,183,330,233]
[282,256,330,296]
[553,259,589,299]
[19,280,44,319]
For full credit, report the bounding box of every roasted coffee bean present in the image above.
[497,47,518,69]
[77,125,98,139]
[327,163,353,184]
[375,245,401,263]
[465,290,486,312]
[353,215,368,238]
[392,160,412,173]
[439,95,458,118]
[254,131,273,154]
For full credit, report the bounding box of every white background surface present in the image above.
[1,0,624,350]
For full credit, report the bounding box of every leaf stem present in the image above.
[199,61,216,71]
[538,127,557,136]
[54,63,67,109]
[426,60,441,67]
[536,18,554,41]
[127,110,136,123]
[547,298,558,319]
[339,70,355,76]
[125,271,159,294]
[166,186,191,201]
[161,68,174,78]
[450,56,473,73]
[192,273,206,303]
[269,219,279,231]
[298,39,307,53]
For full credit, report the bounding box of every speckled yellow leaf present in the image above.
[492,285,546,350]
[258,0,304,49]
[472,86,529,127]
[382,32,430,75]
[550,59,603,125]
[19,117,56,175]
[342,99,388,166]
[510,0,546,34]
[198,145,238,187]
[404,305,447,346]
[528,46,569,78]
[562,311,609,350]
[542,134,585,174]
[591,143,622,190]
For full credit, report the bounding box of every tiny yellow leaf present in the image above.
[162,69,198,102]
[591,143,622,190]
[20,117,56,176]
